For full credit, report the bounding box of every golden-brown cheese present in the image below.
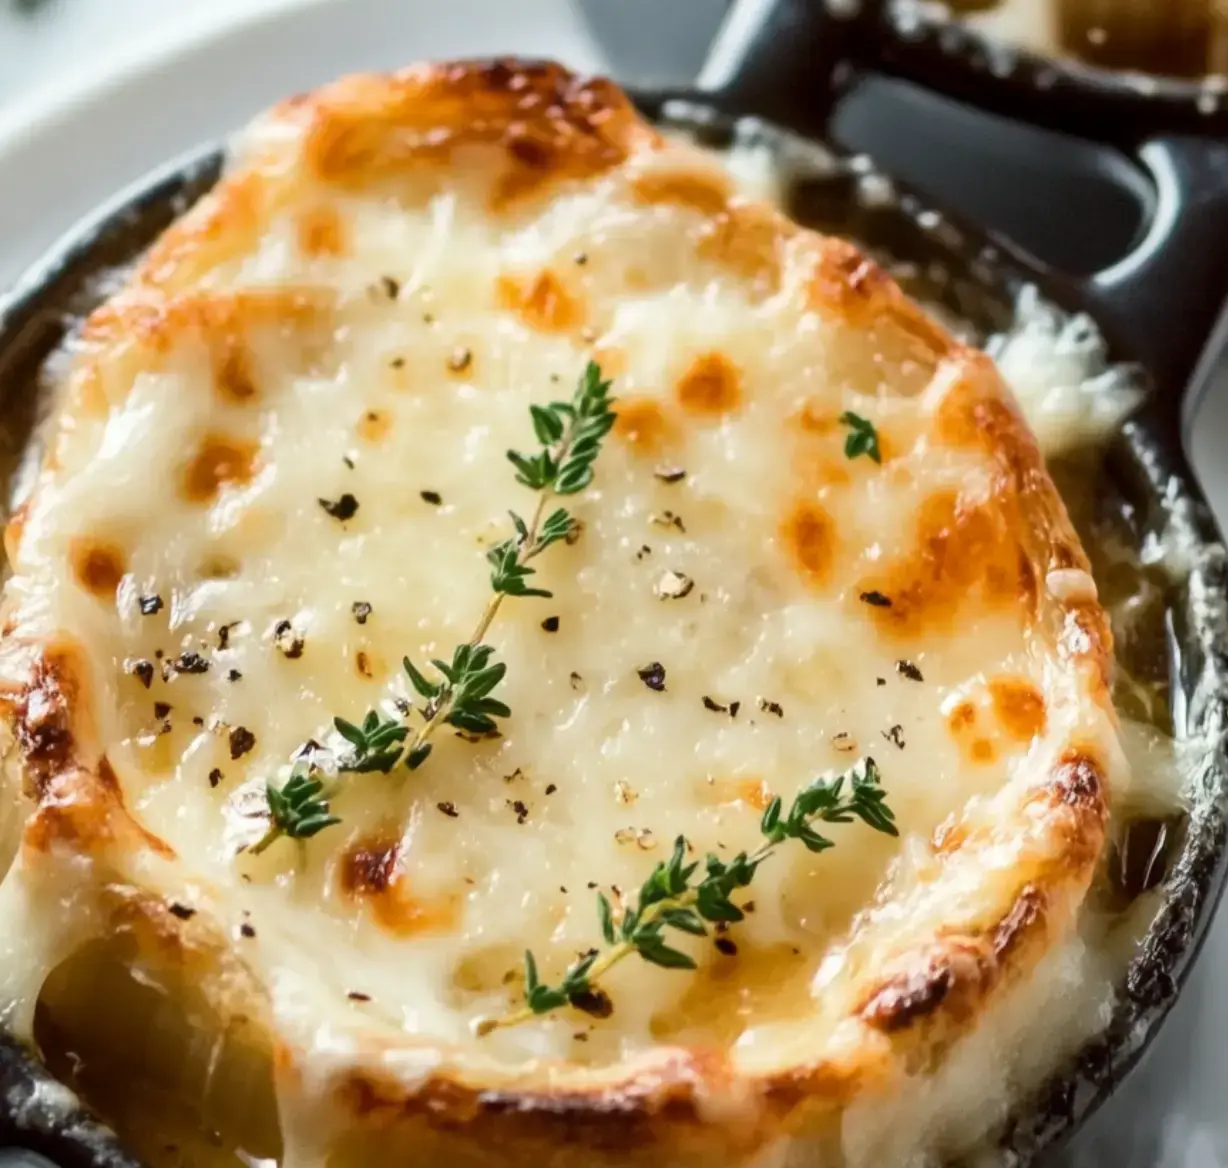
[0,59,1123,1167]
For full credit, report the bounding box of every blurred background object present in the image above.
[951,0,1228,77]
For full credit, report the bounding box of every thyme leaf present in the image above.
[839,411,881,464]
[250,768,341,855]
[334,710,409,774]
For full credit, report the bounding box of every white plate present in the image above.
[0,0,611,290]
[0,3,1224,1166]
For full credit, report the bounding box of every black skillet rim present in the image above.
[0,99,1224,1167]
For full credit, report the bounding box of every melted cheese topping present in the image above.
[0,62,1132,1167]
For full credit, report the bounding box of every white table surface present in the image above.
[0,3,1225,1167]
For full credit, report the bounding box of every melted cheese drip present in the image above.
[0,109,1178,1168]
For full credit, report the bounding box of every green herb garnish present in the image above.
[250,364,615,851]
[250,769,340,855]
[839,411,881,463]
[478,757,897,1034]
[333,709,409,773]
[383,360,615,773]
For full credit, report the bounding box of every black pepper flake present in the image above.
[448,347,473,373]
[455,729,502,743]
[227,669,243,683]
[437,801,459,818]
[570,987,613,1019]
[876,677,887,687]
[651,510,686,533]
[702,696,728,714]
[352,601,372,625]
[273,620,305,659]
[229,726,256,760]
[587,881,598,889]
[348,991,371,1002]
[343,455,356,470]
[573,1032,589,1042]
[128,659,155,689]
[420,489,443,506]
[758,698,784,718]
[859,590,893,608]
[153,701,172,720]
[380,274,400,299]
[541,615,560,633]
[569,671,583,690]
[318,493,359,522]
[173,651,210,675]
[208,768,223,789]
[155,650,164,659]
[883,724,906,749]
[193,716,205,727]
[636,662,666,692]
[217,622,239,651]
[240,923,256,939]
[715,938,738,957]
[390,356,405,370]
[574,252,589,266]
[743,900,756,914]
[635,545,652,561]
[545,783,557,795]
[653,465,686,484]
[896,660,925,683]
[168,903,195,921]
[139,595,164,616]
[729,701,741,718]
[510,800,529,825]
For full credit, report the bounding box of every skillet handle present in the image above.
[695,0,1228,433]
[694,0,857,136]
[836,2,1228,410]
[1078,137,1228,412]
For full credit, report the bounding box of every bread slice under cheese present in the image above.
[0,59,1122,1167]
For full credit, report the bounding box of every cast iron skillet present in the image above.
[0,0,1227,1163]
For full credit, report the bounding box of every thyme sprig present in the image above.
[250,769,340,855]
[251,363,616,851]
[380,360,615,773]
[478,757,897,1034]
